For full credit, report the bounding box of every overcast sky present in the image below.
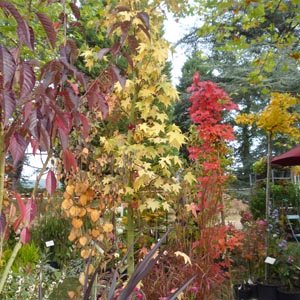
[164,14,198,85]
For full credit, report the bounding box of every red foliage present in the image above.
[185,73,241,299]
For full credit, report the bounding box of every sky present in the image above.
[164,14,198,85]
[22,14,197,182]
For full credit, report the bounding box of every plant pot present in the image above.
[257,282,281,300]
[233,284,252,300]
[277,287,300,300]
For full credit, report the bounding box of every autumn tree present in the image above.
[61,0,186,283]
[177,73,242,299]
[236,92,300,280]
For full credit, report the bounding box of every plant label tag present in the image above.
[45,240,55,247]
[118,206,124,216]
[265,256,276,265]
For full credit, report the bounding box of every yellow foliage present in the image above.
[236,93,300,138]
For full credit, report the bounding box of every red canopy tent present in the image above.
[271,146,300,166]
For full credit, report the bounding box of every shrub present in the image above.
[31,214,74,267]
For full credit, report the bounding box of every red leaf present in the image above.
[0,213,6,235]
[98,48,110,60]
[0,45,16,89]
[15,193,26,221]
[23,101,32,121]
[30,139,39,155]
[13,217,22,232]
[69,3,80,20]
[9,133,28,165]
[110,64,126,88]
[20,227,30,244]
[20,61,35,99]
[25,199,36,223]
[79,114,89,139]
[3,89,16,126]
[62,86,79,110]
[63,149,77,172]
[0,1,33,50]
[86,81,109,118]
[36,12,57,48]
[39,123,51,151]
[46,170,57,195]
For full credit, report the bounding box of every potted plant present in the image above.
[276,242,300,300]
[256,209,285,300]
[232,211,267,299]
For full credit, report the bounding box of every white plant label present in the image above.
[265,256,276,265]
[45,240,55,247]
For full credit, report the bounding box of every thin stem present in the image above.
[32,151,52,200]
[127,205,134,276]
[0,240,22,294]
[0,123,5,215]
[265,133,272,282]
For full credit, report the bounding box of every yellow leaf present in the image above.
[184,172,197,185]
[174,251,192,265]
[162,202,171,211]
[145,198,160,212]
[167,126,186,149]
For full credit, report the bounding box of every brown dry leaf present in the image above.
[81,249,90,259]
[79,236,88,246]
[68,230,77,242]
[82,147,89,156]
[79,208,87,217]
[90,210,100,222]
[67,291,76,299]
[86,264,95,275]
[103,223,113,233]
[79,272,86,285]
[69,206,80,217]
[62,199,73,210]
[91,228,100,238]
[79,194,89,206]
[75,181,89,195]
[66,185,75,195]
[63,191,72,199]
[85,188,95,200]
[72,218,83,229]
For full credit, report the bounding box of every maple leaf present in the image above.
[161,202,171,211]
[167,126,186,149]
[184,172,197,185]
[145,198,160,211]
